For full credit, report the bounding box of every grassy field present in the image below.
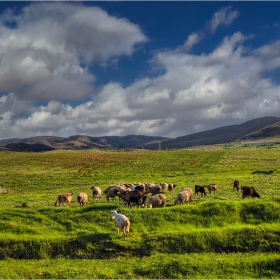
[0,143,280,278]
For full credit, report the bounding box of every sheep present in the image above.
[147,193,166,209]
[205,184,218,194]
[91,186,102,201]
[181,187,193,196]
[55,193,73,207]
[168,183,177,193]
[144,182,155,188]
[122,195,147,208]
[110,210,130,240]
[195,185,206,196]
[106,187,119,202]
[106,185,127,202]
[159,182,168,190]
[126,182,148,192]
[146,185,163,195]
[116,190,147,209]
[233,180,240,191]
[174,190,192,205]
[104,184,126,195]
[77,192,88,207]
[104,185,116,195]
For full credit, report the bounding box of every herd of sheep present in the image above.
[54,180,261,240]
[54,182,179,210]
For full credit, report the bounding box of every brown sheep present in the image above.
[233,180,240,191]
[241,186,260,199]
[55,193,73,207]
[168,183,177,193]
[77,192,88,207]
[146,185,163,195]
[205,184,218,194]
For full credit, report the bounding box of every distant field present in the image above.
[0,145,280,278]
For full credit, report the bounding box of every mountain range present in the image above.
[0,116,280,152]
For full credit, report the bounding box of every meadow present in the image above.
[0,143,280,278]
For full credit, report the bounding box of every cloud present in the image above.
[0,2,147,101]
[208,6,239,33]
[3,32,280,139]
[179,32,204,52]
[177,6,239,53]
[1,3,280,140]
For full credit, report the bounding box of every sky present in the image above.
[0,1,280,140]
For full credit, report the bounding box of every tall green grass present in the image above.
[0,253,280,279]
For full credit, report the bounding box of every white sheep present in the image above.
[181,187,194,196]
[174,190,192,205]
[91,186,102,201]
[147,193,166,209]
[77,192,88,207]
[110,210,130,240]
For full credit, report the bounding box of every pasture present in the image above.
[0,144,280,278]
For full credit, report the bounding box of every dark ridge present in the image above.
[146,116,280,149]
[4,143,55,152]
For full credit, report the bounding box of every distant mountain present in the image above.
[0,135,169,151]
[242,120,280,139]
[4,143,55,152]
[144,116,280,149]
[0,116,280,152]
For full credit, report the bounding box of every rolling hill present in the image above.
[0,135,169,151]
[145,116,280,149]
[0,116,280,151]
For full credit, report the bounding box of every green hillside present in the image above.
[0,144,280,278]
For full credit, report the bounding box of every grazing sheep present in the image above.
[146,185,163,195]
[91,186,102,201]
[106,186,126,202]
[106,187,119,202]
[233,180,240,191]
[117,190,147,209]
[104,185,116,195]
[144,182,155,187]
[104,184,126,195]
[159,182,168,190]
[77,192,88,207]
[195,185,206,197]
[174,190,192,205]
[147,193,166,209]
[181,187,193,196]
[168,183,177,193]
[110,210,130,240]
[205,184,218,194]
[55,193,73,207]
[122,195,147,208]
[241,186,260,199]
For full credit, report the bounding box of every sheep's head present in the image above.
[110,210,117,220]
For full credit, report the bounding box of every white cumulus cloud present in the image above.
[0,2,147,101]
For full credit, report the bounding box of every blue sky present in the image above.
[0,1,280,139]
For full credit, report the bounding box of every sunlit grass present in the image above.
[0,146,280,278]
